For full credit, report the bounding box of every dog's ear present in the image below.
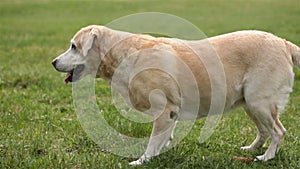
[81,27,98,56]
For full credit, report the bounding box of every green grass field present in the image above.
[1,0,300,168]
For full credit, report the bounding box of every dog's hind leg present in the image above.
[241,63,293,161]
[255,105,286,161]
[241,107,270,151]
[129,108,177,166]
[243,96,288,161]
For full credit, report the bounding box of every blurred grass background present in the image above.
[0,0,299,168]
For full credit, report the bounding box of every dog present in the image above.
[52,25,300,165]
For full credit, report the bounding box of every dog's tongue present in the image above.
[65,73,72,84]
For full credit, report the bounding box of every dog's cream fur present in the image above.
[52,25,300,165]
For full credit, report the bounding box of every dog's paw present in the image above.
[241,146,253,151]
[129,155,147,166]
[254,155,265,161]
[129,160,143,166]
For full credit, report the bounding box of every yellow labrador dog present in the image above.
[52,25,300,165]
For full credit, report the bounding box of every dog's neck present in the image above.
[97,27,136,82]
[98,27,133,56]
[97,27,159,83]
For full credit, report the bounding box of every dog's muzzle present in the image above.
[52,59,85,84]
[64,64,85,84]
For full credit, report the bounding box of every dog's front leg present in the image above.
[129,109,177,166]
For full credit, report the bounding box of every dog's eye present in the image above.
[71,44,76,50]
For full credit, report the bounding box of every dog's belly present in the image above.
[177,84,245,121]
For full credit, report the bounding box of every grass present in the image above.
[0,0,300,168]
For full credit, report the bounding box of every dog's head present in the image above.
[52,25,102,83]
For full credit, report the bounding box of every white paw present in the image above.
[255,155,265,161]
[129,155,149,166]
[129,160,143,166]
[241,146,252,151]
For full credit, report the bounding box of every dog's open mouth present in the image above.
[65,64,85,84]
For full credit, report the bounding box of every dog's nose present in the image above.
[52,59,57,67]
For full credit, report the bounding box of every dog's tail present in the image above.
[286,40,300,69]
